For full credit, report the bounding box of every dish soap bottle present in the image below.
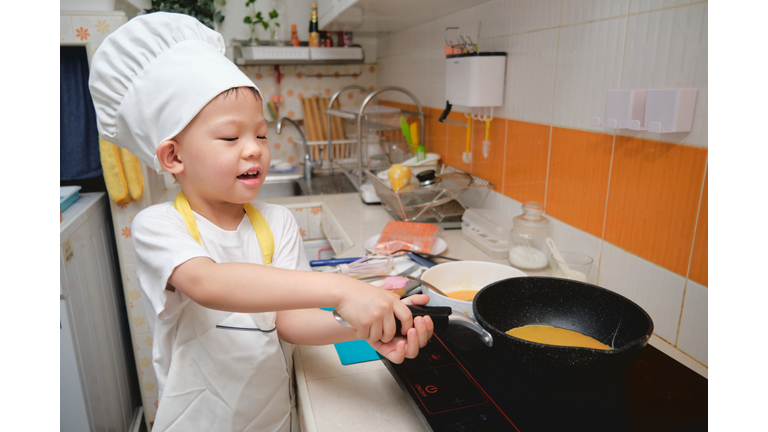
[508,202,551,271]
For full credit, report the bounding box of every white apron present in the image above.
[152,192,296,432]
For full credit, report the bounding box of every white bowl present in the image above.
[421,261,527,319]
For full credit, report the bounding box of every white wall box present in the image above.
[445,53,507,107]
[591,90,646,129]
[636,89,698,133]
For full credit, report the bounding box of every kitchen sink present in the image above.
[301,173,358,196]
[259,171,358,199]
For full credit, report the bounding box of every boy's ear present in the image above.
[156,139,184,174]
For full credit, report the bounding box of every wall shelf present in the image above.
[232,44,364,66]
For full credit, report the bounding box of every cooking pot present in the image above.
[417,276,654,386]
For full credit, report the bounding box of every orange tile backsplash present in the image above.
[546,127,614,238]
[503,120,551,204]
[604,137,708,277]
[689,170,708,286]
[372,104,707,287]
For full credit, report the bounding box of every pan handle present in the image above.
[448,313,494,347]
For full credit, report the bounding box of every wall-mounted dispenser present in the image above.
[592,88,698,134]
[439,27,506,162]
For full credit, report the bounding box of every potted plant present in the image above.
[243,0,281,45]
[144,0,226,30]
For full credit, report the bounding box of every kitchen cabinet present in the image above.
[318,0,492,33]
[60,193,142,431]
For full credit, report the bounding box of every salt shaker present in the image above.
[508,202,551,270]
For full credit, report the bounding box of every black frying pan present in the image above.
[467,276,654,386]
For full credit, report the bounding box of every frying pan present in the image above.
[417,276,654,386]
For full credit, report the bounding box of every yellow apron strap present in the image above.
[244,203,275,266]
[174,192,201,244]
[173,192,274,265]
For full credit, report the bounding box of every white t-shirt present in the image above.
[132,200,310,431]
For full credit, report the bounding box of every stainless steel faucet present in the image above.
[276,117,323,186]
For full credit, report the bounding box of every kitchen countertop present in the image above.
[261,191,707,432]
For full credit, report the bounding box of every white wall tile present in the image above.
[553,17,628,131]
[629,0,702,14]
[505,29,559,124]
[598,242,686,343]
[618,3,708,146]
[560,0,630,26]
[547,216,604,283]
[508,0,562,34]
[677,280,707,366]
[61,15,74,43]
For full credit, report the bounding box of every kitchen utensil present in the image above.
[333,304,452,334]
[482,117,491,158]
[550,251,594,283]
[406,252,438,269]
[460,276,654,385]
[329,253,394,277]
[399,116,412,148]
[396,171,473,210]
[357,262,421,281]
[546,237,571,275]
[463,116,472,163]
[364,235,447,255]
[420,261,526,319]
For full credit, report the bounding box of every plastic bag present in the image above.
[375,221,442,254]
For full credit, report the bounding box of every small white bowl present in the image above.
[421,261,527,319]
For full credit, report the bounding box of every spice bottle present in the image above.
[508,202,551,270]
[290,24,300,46]
[308,3,320,47]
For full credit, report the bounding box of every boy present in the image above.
[88,12,433,432]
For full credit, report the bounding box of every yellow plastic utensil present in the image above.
[463,117,472,163]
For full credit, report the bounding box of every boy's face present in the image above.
[174,88,270,206]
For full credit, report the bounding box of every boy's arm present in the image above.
[275,294,435,364]
[169,257,414,344]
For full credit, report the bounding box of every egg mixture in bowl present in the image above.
[420,261,527,319]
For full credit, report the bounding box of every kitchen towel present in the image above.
[99,137,144,204]
[320,308,379,365]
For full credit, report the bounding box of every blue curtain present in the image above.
[60,46,102,181]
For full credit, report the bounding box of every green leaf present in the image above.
[243,16,252,23]
[261,22,269,30]
[274,22,280,27]
[269,9,278,20]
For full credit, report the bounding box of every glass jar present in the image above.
[508,202,551,270]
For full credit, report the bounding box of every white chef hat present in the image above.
[88,12,261,173]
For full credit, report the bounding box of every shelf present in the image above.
[232,45,364,66]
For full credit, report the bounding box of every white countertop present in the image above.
[260,190,706,432]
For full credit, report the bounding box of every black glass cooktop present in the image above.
[381,326,707,432]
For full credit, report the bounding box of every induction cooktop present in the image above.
[380,325,707,432]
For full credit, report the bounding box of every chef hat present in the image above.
[88,12,260,173]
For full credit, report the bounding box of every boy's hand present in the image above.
[334,278,416,344]
[369,294,435,364]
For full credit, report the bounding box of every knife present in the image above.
[333,304,451,333]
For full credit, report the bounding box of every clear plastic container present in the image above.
[461,208,515,259]
[508,202,551,270]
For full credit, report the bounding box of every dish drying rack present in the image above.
[366,165,493,229]
[325,86,425,204]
